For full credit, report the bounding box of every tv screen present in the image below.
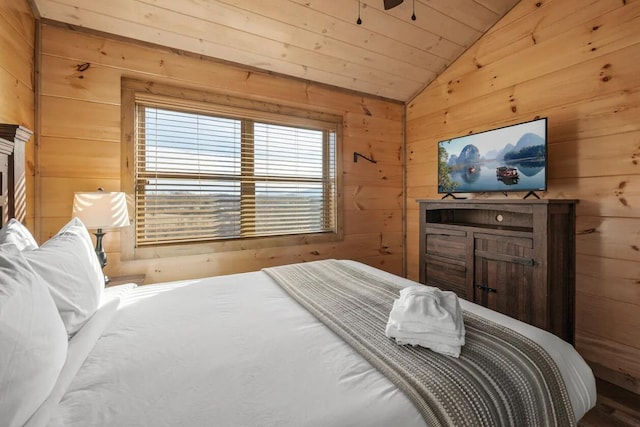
[437,118,547,194]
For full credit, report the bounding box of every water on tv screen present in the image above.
[437,118,547,194]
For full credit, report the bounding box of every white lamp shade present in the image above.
[72,191,130,230]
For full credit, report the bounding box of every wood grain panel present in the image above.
[0,0,34,47]
[548,131,640,179]
[447,0,625,85]
[344,122,403,140]
[0,0,34,125]
[346,136,403,165]
[0,67,34,126]
[40,97,120,141]
[576,255,640,304]
[40,55,123,103]
[342,168,403,188]
[38,136,120,179]
[40,25,404,120]
[287,0,477,52]
[547,175,639,218]
[32,0,521,101]
[39,1,414,99]
[208,0,447,71]
[409,0,637,118]
[576,217,640,263]
[576,291,640,349]
[576,330,640,394]
[0,11,34,87]
[134,0,440,80]
[344,185,403,211]
[344,210,403,235]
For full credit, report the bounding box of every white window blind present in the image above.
[134,100,337,246]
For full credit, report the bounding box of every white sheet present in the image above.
[25,285,134,427]
[45,261,596,427]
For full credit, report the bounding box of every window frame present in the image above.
[121,78,343,260]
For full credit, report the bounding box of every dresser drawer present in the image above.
[424,253,467,299]
[424,227,466,260]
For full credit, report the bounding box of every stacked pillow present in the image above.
[0,218,39,251]
[22,218,105,336]
[0,244,68,427]
[0,218,105,427]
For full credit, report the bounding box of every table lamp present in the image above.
[72,188,130,284]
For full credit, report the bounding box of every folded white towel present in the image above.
[389,332,462,358]
[385,285,465,357]
[389,286,463,335]
[385,321,465,346]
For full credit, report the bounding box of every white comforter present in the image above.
[30,261,596,427]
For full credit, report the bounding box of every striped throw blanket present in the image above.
[263,260,575,427]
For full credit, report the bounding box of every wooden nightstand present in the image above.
[106,274,146,287]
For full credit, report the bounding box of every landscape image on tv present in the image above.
[438,118,547,194]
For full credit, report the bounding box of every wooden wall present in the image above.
[406,0,640,393]
[0,0,35,228]
[36,23,404,283]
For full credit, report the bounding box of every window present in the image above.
[121,79,342,258]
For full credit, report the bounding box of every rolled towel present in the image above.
[385,285,466,357]
[394,335,461,358]
[385,320,465,347]
[388,286,463,335]
[386,321,463,357]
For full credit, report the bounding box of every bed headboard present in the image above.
[0,124,31,227]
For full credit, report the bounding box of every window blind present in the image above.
[135,102,337,246]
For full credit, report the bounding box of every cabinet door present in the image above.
[474,235,539,326]
[424,228,467,298]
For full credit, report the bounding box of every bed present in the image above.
[0,144,596,427]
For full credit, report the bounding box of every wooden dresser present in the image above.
[417,198,577,343]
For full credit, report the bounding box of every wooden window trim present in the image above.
[121,78,343,260]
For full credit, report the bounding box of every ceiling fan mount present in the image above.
[383,0,404,10]
[357,0,416,25]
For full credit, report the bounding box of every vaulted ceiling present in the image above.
[32,0,521,101]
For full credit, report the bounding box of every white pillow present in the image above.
[0,244,68,427]
[23,218,104,336]
[0,219,38,251]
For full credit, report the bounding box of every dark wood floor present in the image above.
[578,379,640,427]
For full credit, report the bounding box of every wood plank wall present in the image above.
[36,23,404,283]
[0,0,35,228]
[406,0,640,394]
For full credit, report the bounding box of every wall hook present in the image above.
[353,152,377,163]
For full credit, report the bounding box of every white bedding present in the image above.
[33,260,596,427]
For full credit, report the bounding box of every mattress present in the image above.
[31,260,596,427]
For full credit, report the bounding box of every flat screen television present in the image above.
[437,117,547,195]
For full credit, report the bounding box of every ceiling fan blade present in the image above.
[383,0,403,10]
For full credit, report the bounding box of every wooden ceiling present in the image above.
[32,0,521,102]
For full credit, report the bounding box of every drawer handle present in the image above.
[476,284,497,293]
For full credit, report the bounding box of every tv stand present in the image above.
[440,193,467,200]
[523,191,541,200]
[417,198,578,343]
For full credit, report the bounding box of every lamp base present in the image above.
[93,228,108,285]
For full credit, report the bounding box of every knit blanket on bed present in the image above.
[263,260,575,427]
